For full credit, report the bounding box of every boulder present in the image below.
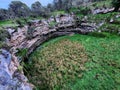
[7,28,15,35]
[93,8,114,14]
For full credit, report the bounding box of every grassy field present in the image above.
[0,20,18,27]
[0,16,43,28]
[24,33,120,90]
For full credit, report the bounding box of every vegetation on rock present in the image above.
[0,27,10,48]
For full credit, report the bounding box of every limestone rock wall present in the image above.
[0,49,33,90]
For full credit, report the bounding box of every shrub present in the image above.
[49,21,56,28]
[98,23,120,34]
[112,0,120,11]
[16,48,28,61]
[71,6,91,15]
[16,19,24,27]
[26,25,35,40]
[0,41,5,48]
[0,28,10,41]
[0,27,10,49]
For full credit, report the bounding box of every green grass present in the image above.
[66,34,120,90]
[0,27,10,48]
[0,20,12,25]
[0,16,43,28]
[51,10,65,16]
[25,34,120,90]
[0,20,18,27]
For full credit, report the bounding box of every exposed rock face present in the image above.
[9,14,95,51]
[7,28,15,35]
[92,8,114,14]
[0,49,33,90]
[10,27,28,47]
[0,14,96,90]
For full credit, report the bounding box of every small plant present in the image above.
[0,28,10,41]
[98,23,120,34]
[49,21,56,28]
[16,19,24,27]
[16,48,28,61]
[26,25,35,40]
[0,41,5,49]
[71,6,91,15]
[17,65,23,72]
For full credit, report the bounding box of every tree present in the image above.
[112,0,120,12]
[58,0,63,10]
[62,0,72,12]
[0,9,8,20]
[9,1,30,18]
[47,3,54,12]
[53,0,63,10]
[31,1,43,16]
[53,0,73,11]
